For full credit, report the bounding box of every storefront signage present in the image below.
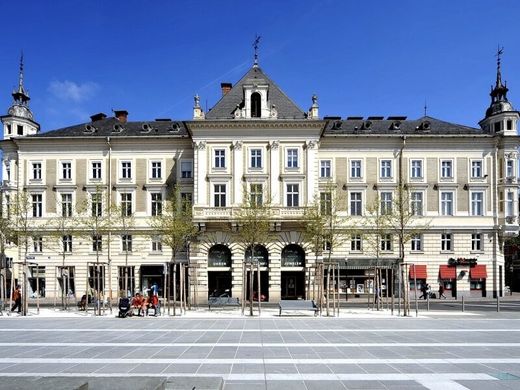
[208,247,231,267]
[281,247,304,267]
[448,258,477,267]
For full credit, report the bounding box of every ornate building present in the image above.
[1,51,518,304]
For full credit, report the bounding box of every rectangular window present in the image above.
[471,192,484,216]
[32,194,42,217]
[320,192,332,215]
[61,162,72,180]
[91,193,102,217]
[181,192,193,212]
[63,235,72,253]
[507,120,513,130]
[250,183,263,207]
[471,233,483,251]
[181,160,193,179]
[380,160,392,178]
[151,193,162,216]
[323,240,331,251]
[351,160,362,178]
[350,192,362,216]
[151,161,162,179]
[441,233,452,251]
[506,160,514,178]
[250,149,262,169]
[214,184,226,207]
[441,160,453,178]
[441,192,453,216]
[61,193,73,217]
[287,148,298,168]
[351,234,362,251]
[411,160,423,178]
[286,184,299,207]
[122,234,132,252]
[91,161,102,180]
[151,236,162,252]
[121,193,133,216]
[32,162,42,180]
[121,161,132,179]
[92,235,102,252]
[411,234,422,251]
[381,234,392,251]
[380,192,393,215]
[214,149,226,168]
[506,191,514,217]
[320,160,331,178]
[17,125,23,135]
[471,160,483,178]
[6,123,11,134]
[411,192,423,216]
[33,236,43,253]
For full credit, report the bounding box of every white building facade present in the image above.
[1,56,519,304]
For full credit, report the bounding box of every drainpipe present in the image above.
[493,140,499,297]
[106,137,113,311]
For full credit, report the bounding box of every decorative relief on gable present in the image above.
[269,140,280,150]
[193,141,206,150]
[305,140,319,149]
[232,141,243,151]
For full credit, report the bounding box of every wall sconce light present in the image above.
[433,184,438,190]
[372,184,378,191]
[463,184,469,191]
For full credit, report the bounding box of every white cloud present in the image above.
[48,80,99,103]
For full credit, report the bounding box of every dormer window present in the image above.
[17,125,23,135]
[251,92,261,118]
[494,122,502,132]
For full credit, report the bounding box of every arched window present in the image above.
[208,245,232,267]
[251,92,261,118]
[281,244,305,267]
[245,245,269,267]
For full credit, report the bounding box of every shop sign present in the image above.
[448,257,477,267]
[208,248,231,267]
[282,250,304,267]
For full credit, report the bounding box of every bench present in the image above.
[208,296,240,310]
[279,300,318,316]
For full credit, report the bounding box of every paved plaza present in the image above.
[0,307,520,389]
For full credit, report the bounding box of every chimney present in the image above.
[90,112,107,122]
[114,110,129,123]
[220,83,232,96]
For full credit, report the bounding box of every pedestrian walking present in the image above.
[11,285,22,313]
[419,283,428,300]
[439,284,447,299]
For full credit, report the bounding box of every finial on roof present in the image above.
[12,50,30,105]
[495,45,504,89]
[194,94,200,108]
[253,34,261,67]
[424,99,427,117]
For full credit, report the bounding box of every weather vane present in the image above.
[496,45,504,68]
[253,34,261,66]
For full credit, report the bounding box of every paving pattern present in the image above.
[1,312,520,389]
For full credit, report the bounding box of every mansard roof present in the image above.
[28,117,189,138]
[323,116,485,136]
[205,66,306,120]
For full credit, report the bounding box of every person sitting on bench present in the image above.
[131,293,144,316]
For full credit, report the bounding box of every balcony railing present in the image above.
[193,206,307,219]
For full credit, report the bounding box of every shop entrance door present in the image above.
[281,271,305,300]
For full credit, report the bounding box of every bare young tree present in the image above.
[45,192,79,309]
[303,182,352,315]
[76,187,115,315]
[0,190,16,310]
[234,185,273,315]
[149,186,198,315]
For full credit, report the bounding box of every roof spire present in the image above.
[12,51,30,105]
[495,45,504,89]
[490,45,509,104]
[252,34,261,67]
[424,99,428,117]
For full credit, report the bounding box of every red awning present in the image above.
[470,265,487,279]
[409,265,427,279]
[439,265,456,280]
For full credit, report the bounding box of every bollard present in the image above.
[462,295,465,312]
[427,294,430,311]
[497,296,500,312]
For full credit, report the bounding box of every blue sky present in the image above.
[0,0,519,131]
